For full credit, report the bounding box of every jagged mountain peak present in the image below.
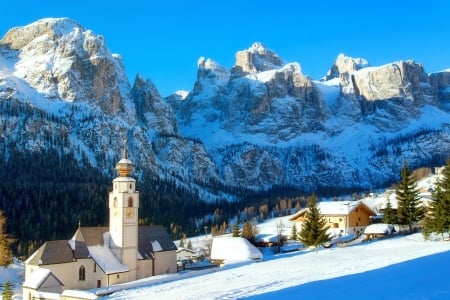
[196,56,231,86]
[1,17,85,50]
[1,18,450,201]
[232,42,285,76]
[0,17,134,119]
[325,53,370,80]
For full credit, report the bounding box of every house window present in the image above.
[339,218,342,222]
[128,197,133,207]
[94,263,96,273]
[117,274,120,279]
[79,265,86,281]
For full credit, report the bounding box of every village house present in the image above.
[289,200,376,237]
[22,144,177,300]
[176,247,198,263]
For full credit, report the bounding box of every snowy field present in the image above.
[103,233,450,300]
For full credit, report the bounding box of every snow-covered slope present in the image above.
[99,234,450,300]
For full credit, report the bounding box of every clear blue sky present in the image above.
[2,0,449,96]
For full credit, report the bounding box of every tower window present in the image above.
[114,197,118,208]
[79,265,86,281]
[128,197,133,207]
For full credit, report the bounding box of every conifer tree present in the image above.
[290,223,298,240]
[395,162,425,234]
[298,194,330,253]
[383,198,397,224]
[0,211,14,267]
[2,280,13,300]
[424,160,450,240]
[232,223,240,237]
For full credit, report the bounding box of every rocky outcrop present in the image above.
[231,42,284,77]
[131,75,178,135]
[0,18,134,119]
[429,70,450,106]
[176,43,326,141]
[325,53,369,80]
[350,61,431,102]
[2,17,450,198]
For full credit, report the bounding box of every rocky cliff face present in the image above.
[1,18,450,199]
[1,18,133,119]
[0,18,218,197]
[170,45,450,191]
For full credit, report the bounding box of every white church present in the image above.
[22,144,178,299]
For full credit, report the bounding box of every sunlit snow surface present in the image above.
[103,233,450,300]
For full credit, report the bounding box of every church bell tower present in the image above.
[109,140,139,281]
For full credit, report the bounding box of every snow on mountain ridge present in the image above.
[1,18,450,200]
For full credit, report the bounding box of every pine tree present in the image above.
[298,194,330,253]
[232,223,240,237]
[0,211,14,267]
[424,159,450,240]
[290,223,298,240]
[395,162,425,234]
[2,280,13,300]
[383,198,397,224]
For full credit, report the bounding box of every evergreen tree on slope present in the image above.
[383,197,397,224]
[395,162,424,234]
[424,159,450,240]
[298,194,330,253]
[2,280,13,300]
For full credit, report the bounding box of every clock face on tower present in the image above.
[126,207,135,218]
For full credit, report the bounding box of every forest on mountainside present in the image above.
[1,138,441,259]
[0,144,308,258]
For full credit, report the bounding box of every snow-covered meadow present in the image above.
[102,231,450,300]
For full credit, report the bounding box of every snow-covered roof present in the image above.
[210,237,263,263]
[290,200,375,220]
[319,201,374,215]
[87,246,129,274]
[22,268,63,290]
[176,248,196,254]
[364,224,396,235]
[151,240,163,252]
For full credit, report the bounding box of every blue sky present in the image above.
[2,0,449,96]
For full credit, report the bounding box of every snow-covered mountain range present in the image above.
[1,18,450,200]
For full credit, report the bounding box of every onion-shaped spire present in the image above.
[115,138,133,177]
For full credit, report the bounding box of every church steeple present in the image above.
[115,139,133,177]
[109,137,139,281]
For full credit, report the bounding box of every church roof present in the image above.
[138,226,178,259]
[27,225,176,273]
[25,240,88,265]
[72,227,109,246]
